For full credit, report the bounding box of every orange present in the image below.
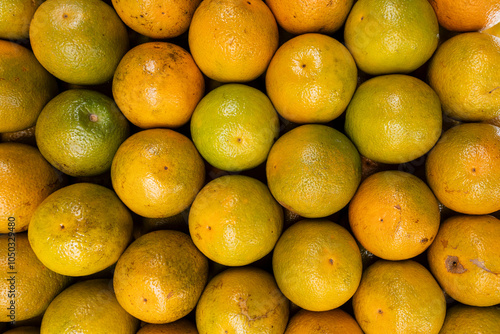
[112,0,201,39]
[353,260,446,334]
[272,219,362,312]
[35,89,130,177]
[482,20,500,38]
[0,233,71,322]
[40,279,139,334]
[284,308,363,334]
[0,143,64,233]
[266,0,353,35]
[0,40,58,133]
[428,32,500,122]
[113,230,208,324]
[29,0,129,85]
[427,215,500,307]
[265,33,357,124]
[266,124,361,218]
[112,41,205,129]
[190,84,279,172]
[189,175,283,266]
[28,182,134,277]
[439,304,500,333]
[137,319,198,334]
[188,0,279,82]
[111,128,205,218]
[429,0,500,32]
[344,74,442,164]
[195,267,289,334]
[344,0,439,75]
[425,123,500,215]
[348,170,440,261]
[0,0,43,40]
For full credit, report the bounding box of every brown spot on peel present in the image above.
[445,255,468,274]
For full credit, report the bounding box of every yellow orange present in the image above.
[0,0,43,40]
[285,308,363,334]
[429,0,500,32]
[439,304,500,334]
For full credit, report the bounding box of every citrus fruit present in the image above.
[284,308,363,334]
[273,219,362,311]
[195,267,289,334]
[113,230,209,324]
[429,0,500,32]
[428,32,500,122]
[0,40,58,133]
[29,0,129,85]
[348,170,440,261]
[189,175,283,266]
[266,124,361,218]
[439,304,500,334]
[111,128,205,218]
[425,123,500,215]
[40,279,139,334]
[112,41,205,129]
[35,89,130,177]
[190,84,279,172]
[28,182,134,277]
[0,143,64,233]
[482,20,500,38]
[344,74,442,164]
[136,319,198,334]
[265,33,357,124]
[0,233,71,322]
[188,0,279,82]
[0,0,43,40]
[427,215,500,307]
[3,326,40,334]
[112,0,201,39]
[265,0,354,35]
[344,0,439,75]
[353,260,446,334]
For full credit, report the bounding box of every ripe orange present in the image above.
[425,123,500,215]
[265,0,354,35]
[0,0,43,40]
[344,0,439,75]
[427,215,500,307]
[266,124,361,218]
[29,0,129,85]
[439,304,500,333]
[429,0,500,32]
[136,319,198,334]
[344,74,442,164]
[285,308,363,334]
[265,33,357,124]
[112,42,205,129]
[111,0,201,39]
[272,219,362,311]
[188,0,279,82]
[353,260,446,334]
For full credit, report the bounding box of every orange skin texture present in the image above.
[136,319,198,334]
[0,0,44,39]
[429,0,500,32]
[285,308,363,334]
[438,304,500,333]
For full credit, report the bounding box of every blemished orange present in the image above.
[113,230,209,324]
[349,170,440,261]
[0,0,43,40]
[0,233,71,322]
[353,260,446,334]
[266,124,361,218]
[111,128,205,218]
[272,219,362,312]
[112,42,205,129]
[344,74,442,164]
[285,308,363,334]
[265,0,354,35]
[428,0,500,32]
[28,183,134,277]
[0,40,58,133]
[136,319,198,334]
[265,33,357,124]
[29,0,129,85]
[188,0,279,82]
[344,0,439,75]
[428,32,500,122]
[0,143,64,233]
[438,304,500,334]
[190,84,280,172]
[425,123,500,215]
[427,215,500,307]
[195,267,289,334]
[112,0,201,39]
[189,175,283,266]
[40,279,139,334]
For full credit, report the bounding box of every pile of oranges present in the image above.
[1,0,500,333]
